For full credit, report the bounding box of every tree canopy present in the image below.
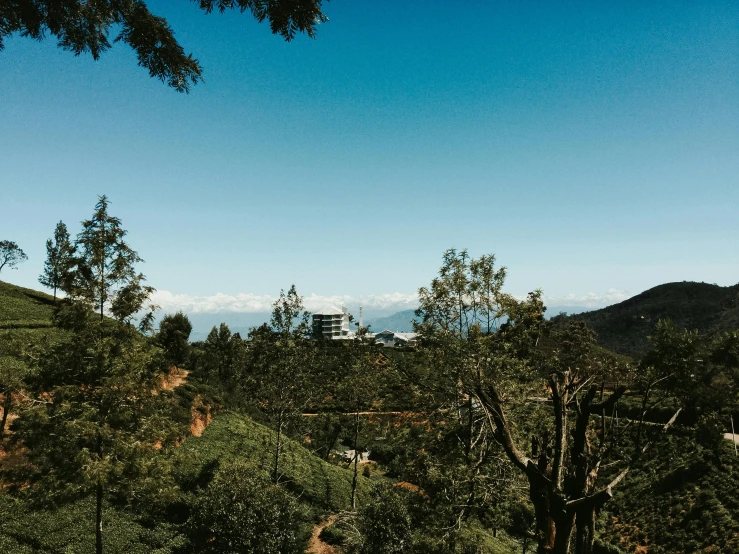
[0,240,27,275]
[0,0,329,92]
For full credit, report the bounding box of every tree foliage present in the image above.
[38,220,75,301]
[156,311,193,368]
[0,0,328,92]
[247,285,315,483]
[188,460,306,554]
[11,312,179,554]
[406,248,681,554]
[0,240,27,274]
[66,195,156,330]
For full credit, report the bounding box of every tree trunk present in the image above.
[529,481,555,554]
[465,396,476,518]
[351,411,360,510]
[323,424,342,462]
[552,511,575,554]
[575,507,597,554]
[0,392,11,440]
[96,481,104,554]
[273,414,284,484]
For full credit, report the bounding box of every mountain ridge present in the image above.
[569,280,739,356]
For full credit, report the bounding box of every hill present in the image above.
[0,280,56,329]
[365,309,420,332]
[0,281,63,365]
[0,408,373,552]
[0,281,379,552]
[570,281,739,356]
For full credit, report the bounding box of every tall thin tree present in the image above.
[72,196,156,329]
[38,221,75,301]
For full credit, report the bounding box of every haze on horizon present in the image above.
[1,0,737,312]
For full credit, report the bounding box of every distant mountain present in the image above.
[545,305,592,317]
[184,312,272,342]
[570,281,739,357]
[365,309,420,333]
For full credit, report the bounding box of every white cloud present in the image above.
[151,290,420,314]
[152,288,630,315]
[542,288,631,309]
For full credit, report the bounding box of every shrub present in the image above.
[187,460,309,553]
[355,485,412,554]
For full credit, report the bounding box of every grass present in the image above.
[0,281,64,369]
[0,409,370,552]
[602,431,739,554]
[176,410,372,515]
[0,280,56,328]
[0,496,185,554]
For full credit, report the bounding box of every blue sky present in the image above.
[1,0,737,314]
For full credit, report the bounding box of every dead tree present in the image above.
[473,368,680,554]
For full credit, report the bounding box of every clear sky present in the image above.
[1,0,737,314]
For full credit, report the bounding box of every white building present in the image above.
[373,329,419,347]
[312,306,352,339]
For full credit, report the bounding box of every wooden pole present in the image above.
[732,415,737,457]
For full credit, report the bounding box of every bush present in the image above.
[593,539,627,554]
[319,523,347,546]
[187,460,309,554]
[355,485,412,554]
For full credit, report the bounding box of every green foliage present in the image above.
[38,220,75,300]
[353,485,413,554]
[0,496,186,554]
[572,281,739,356]
[10,315,180,501]
[156,311,193,368]
[188,460,309,553]
[71,195,156,329]
[603,432,739,553]
[0,239,27,275]
[0,280,56,328]
[319,521,348,546]
[0,0,328,92]
[176,411,371,514]
[246,286,317,482]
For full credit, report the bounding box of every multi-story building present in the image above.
[312,306,352,339]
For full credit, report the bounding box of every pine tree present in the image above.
[71,196,156,330]
[12,314,178,554]
[38,221,75,301]
[0,1,328,92]
[12,197,175,554]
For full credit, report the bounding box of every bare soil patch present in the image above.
[307,515,338,554]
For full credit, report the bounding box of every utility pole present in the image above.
[732,415,737,458]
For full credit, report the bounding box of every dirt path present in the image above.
[161,367,189,391]
[306,515,337,554]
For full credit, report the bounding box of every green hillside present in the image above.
[0,280,375,552]
[571,281,739,356]
[0,280,56,328]
[603,432,739,554]
[3,279,738,553]
[0,281,64,371]
[0,409,371,552]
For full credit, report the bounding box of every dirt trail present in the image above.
[306,515,337,554]
[161,367,189,391]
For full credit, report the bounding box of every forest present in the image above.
[1,197,738,554]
